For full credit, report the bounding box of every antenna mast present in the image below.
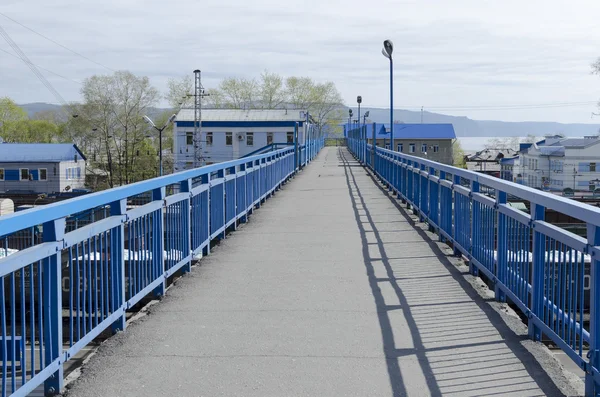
[193,69,203,168]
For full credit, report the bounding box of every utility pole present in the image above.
[186,70,210,168]
[421,106,424,124]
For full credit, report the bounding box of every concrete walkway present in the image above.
[64,148,578,397]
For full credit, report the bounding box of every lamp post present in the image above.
[382,39,394,150]
[348,109,353,143]
[143,114,177,176]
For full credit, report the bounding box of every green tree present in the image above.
[452,140,467,168]
[0,97,28,141]
[79,71,159,187]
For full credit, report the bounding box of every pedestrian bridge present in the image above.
[0,138,598,396]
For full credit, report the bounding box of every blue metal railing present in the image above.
[348,139,600,396]
[0,138,324,397]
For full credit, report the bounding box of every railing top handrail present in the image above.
[372,144,600,225]
[0,146,295,237]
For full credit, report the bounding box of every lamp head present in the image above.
[142,115,156,127]
[383,39,393,58]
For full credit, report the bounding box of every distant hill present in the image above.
[19,103,600,138]
[19,102,63,117]
[348,107,600,137]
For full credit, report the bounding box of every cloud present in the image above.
[0,0,599,123]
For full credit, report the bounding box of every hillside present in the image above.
[348,107,600,137]
[19,103,600,138]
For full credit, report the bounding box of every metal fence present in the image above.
[0,137,324,397]
[348,139,600,396]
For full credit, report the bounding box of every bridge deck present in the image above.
[65,148,576,397]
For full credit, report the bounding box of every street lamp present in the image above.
[143,114,177,176]
[348,109,353,136]
[357,96,362,161]
[363,110,370,149]
[381,39,394,150]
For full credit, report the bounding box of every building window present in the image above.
[421,144,427,153]
[385,143,390,150]
[206,132,213,146]
[226,132,233,146]
[267,132,273,145]
[591,163,596,172]
[433,145,439,153]
[287,132,294,144]
[0,169,3,181]
[39,169,47,181]
[409,144,416,153]
[20,168,29,181]
[246,132,254,146]
[186,132,193,146]
[397,143,403,152]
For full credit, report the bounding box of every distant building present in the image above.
[499,156,522,183]
[0,143,86,194]
[348,123,456,165]
[520,135,600,192]
[173,109,310,170]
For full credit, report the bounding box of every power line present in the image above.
[0,47,81,85]
[0,12,115,72]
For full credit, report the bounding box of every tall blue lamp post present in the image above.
[381,39,394,150]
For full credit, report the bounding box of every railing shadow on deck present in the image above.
[339,148,567,397]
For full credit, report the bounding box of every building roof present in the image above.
[538,146,565,156]
[548,138,600,148]
[175,109,308,122]
[0,143,86,162]
[351,123,456,140]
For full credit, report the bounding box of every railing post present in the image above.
[202,173,211,256]
[180,178,193,273]
[153,187,167,297]
[294,122,299,171]
[586,223,600,395]
[469,180,480,276]
[110,199,126,333]
[528,203,545,342]
[438,170,446,242]
[495,190,507,302]
[452,174,461,257]
[371,122,376,169]
[240,163,248,223]
[42,217,65,396]
[428,166,436,233]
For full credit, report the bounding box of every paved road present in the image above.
[64,148,580,397]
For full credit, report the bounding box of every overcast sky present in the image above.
[1,0,600,123]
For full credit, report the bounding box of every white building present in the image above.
[520,136,600,192]
[173,109,309,170]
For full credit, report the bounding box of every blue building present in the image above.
[0,143,87,194]
[346,123,456,165]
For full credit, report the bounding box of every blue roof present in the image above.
[0,143,86,162]
[353,123,456,139]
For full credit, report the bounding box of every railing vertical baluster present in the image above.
[529,203,545,342]
[586,223,600,395]
[42,218,65,396]
[495,190,507,302]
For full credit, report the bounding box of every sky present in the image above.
[1,0,600,123]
